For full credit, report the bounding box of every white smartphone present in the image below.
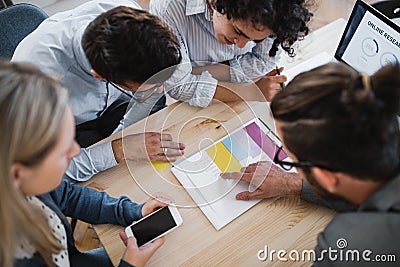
[125,205,183,247]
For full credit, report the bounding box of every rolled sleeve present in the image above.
[229,38,281,83]
[163,33,218,107]
[165,54,218,107]
[65,142,118,182]
[229,56,252,83]
[151,0,217,108]
[167,69,218,108]
[187,71,218,107]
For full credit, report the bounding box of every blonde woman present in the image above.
[0,61,167,267]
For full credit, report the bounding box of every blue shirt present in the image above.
[14,180,142,267]
[150,0,281,108]
[12,0,162,182]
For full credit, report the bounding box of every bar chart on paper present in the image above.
[171,118,293,230]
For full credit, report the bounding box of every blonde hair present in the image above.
[0,61,69,267]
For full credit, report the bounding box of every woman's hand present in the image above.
[141,192,173,217]
[120,231,164,267]
[255,67,286,101]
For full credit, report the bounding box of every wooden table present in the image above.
[84,18,347,267]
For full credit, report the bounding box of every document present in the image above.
[283,51,333,85]
[171,118,296,230]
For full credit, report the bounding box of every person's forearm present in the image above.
[192,63,231,81]
[112,138,124,163]
[65,144,118,182]
[213,81,266,102]
[229,38,280,81]
[283,173,303,195]
[52,180,143,225]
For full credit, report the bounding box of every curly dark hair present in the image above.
[210,0,312,57]
[82,6,181,85]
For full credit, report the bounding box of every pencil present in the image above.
[275,65,285,89]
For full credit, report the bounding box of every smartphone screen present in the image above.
[129,207,177,247]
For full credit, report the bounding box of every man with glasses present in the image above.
[221,63,400,211]
[12,0,184,182]
[224,63,400,263]
[150,0,312,107]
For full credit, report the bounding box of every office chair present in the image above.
[371,0,400,19]
[0,3,48,60]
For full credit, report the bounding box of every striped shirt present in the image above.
[151,0,281,108]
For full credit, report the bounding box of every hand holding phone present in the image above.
[125,205,183,247]
[120,231,164,267]
[141,193,171,217]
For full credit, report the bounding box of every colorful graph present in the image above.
[200,121,287,174]
[171,118,289,230]
[151,120,287,173]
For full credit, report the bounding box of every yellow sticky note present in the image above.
[150,161,170,172]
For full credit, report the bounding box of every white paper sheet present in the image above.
[171,118,296,230]
[283,51,334,85]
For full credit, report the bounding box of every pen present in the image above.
[275,65,285,89]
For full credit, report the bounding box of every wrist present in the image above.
[284,173,303,195]
[111,138,124,163]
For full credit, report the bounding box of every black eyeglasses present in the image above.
[273,146,337,172]
[107,81,162,103]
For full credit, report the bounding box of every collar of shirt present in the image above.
[359,173,400,212]
[72,25,94,78]
[185,0,212,21]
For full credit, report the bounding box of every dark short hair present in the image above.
[271,63,400,182]
[82,6,181,85]
[210,0,312,57]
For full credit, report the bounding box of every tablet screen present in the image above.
[335,0,400,75]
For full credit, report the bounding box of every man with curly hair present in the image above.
[150,0,312,107]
